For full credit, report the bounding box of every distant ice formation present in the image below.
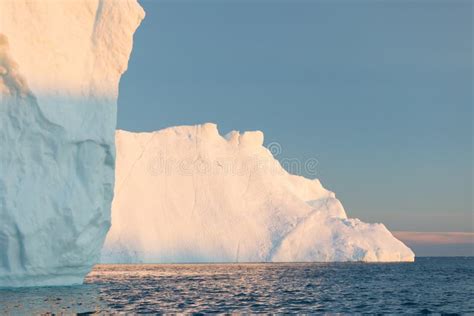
[0,0,144,287]
[102,124,414,263]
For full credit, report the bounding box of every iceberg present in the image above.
[0,0,413,288]
[102,124,414,263]
[0,0,144,287]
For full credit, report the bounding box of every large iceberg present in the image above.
[102,124,414,263]
[0,0,144,287]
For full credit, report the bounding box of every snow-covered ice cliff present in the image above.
[0,0,144,287]
[102,124,414,263]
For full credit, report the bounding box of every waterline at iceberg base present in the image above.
[102,124,414,264]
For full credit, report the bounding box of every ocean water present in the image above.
[0,257,472,314]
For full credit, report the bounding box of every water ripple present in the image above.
[0,258,473,314]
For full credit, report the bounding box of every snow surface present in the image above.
[102,124,414,263]
[0,0,144,287]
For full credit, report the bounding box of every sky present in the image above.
[118,0,473,255]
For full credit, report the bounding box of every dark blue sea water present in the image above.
[0,257,472,314]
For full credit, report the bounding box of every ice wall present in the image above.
[102,124,414,263]
[0,0,144,287]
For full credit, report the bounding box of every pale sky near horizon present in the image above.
[117,0,473,255]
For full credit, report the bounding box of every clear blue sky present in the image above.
[118,0,473,240]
